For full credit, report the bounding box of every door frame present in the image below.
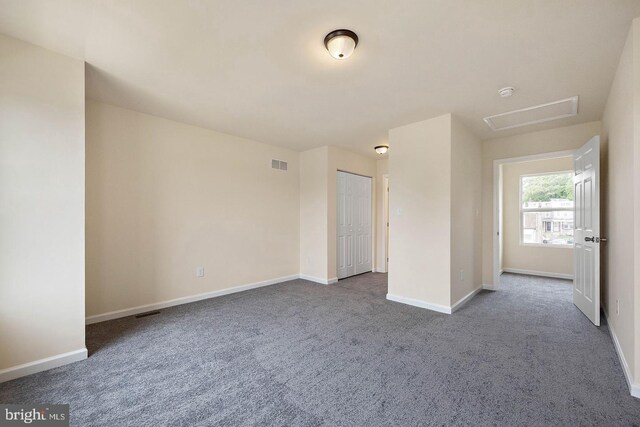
[382,174,389,273]
[492,149,576,289]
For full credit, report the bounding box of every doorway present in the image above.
[337,171,373,279]
[492,149,576,288]
[492,136,601,326]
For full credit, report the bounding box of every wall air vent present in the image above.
[135,310,160,319]
[483,96,578,131]
[271,159,288,171]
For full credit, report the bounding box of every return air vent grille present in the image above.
[483,96,578,131]
[271,159,288,171]
[135,310,160,319]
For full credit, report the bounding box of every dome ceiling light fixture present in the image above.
[374,145,389,155]
[324,29,358,60]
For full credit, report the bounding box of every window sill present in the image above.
[520,243,574,249]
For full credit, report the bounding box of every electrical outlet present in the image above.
[616,299,619,315]
[460,269,464,281]
[196,267,205,278]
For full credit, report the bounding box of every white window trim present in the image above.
[519,170,574,248]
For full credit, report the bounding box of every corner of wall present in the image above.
[388,114,454,308]
[449,116,483,304]
[0,33,86,376]
[600,16,640,390]
[299,146,330,282]
[632,15,640,386]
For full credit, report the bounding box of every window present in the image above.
[520,171,574,246]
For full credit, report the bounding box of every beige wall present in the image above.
[388,114,453,307]
[481,121,602,286]
[502,157,574,277]
[86,100,300,317]
[376,158,389,273]
[299,147,329,281]
[450,117,483,304]
[601,18,639,384]
[0,35,86,371]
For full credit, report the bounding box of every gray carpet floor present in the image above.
[1,272,640,426]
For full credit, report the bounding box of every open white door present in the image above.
[573,136,601,326]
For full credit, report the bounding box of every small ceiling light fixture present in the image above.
[498,87,515,98]
[374,145,389,154]
[324,29,358,60]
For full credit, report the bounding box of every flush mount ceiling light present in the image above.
[324,29,358,60]
[374,145,389,154]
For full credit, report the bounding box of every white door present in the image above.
[337,171,355,279]
[337,171,372,279]
[573,136,600,326]
[353,174,372,275]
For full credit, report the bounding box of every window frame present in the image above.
[519,170,574,248]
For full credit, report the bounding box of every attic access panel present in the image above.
[483,96,578,131]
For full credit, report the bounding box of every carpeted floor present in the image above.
[1,273,639,425]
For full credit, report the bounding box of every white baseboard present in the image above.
[386,293,451,314]
[0,348,87,384]
[299,274,338,285]
[86,274,299,324]
[603,310,640,398]
[451,287,482,313]
[502,268,573,280]
[482,284,497,290]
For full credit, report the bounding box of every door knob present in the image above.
[585,237,595,242]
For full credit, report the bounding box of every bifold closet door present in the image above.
[337,171,372,280]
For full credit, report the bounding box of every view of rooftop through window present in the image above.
[520,172,574,246]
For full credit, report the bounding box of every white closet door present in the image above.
[354,174,372,275]
[337,171,372,279]
[337,171,355,279]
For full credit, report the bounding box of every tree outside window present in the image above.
[520,172,574,246]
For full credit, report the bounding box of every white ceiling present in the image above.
[1,0,639,157]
